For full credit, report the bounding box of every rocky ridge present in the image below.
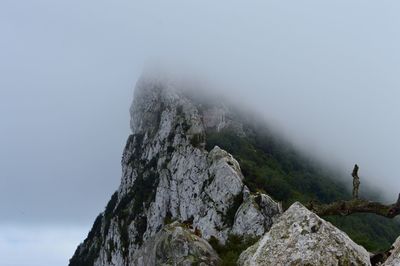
[70,76,281,266]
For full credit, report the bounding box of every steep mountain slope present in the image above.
[71,75,400,265]
[70,77,281,266]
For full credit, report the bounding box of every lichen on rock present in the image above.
[132,222,220,266]
[238,202,371,266]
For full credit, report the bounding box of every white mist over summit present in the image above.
[1,0,400,265]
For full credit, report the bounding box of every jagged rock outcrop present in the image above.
[238,202,371,266]
[131,222,220,266]
[232,193,280,237]
[383,236,400,265]
[70,76,281,266]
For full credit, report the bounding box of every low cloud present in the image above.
[0,225,87,266]
[1,0,399,263]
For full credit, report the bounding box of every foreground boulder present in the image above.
[132,222,220,266]
[238,202,371,266]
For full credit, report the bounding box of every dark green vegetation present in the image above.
[206,129,400,252]
[69,214,103,266]
[325,214,400,252]
[69,192,119,266]
[223,192,244,227]
[209,235,258,266]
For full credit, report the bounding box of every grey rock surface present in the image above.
[70,75,281,266]
[132,222,220,266]
[238,202,371,266]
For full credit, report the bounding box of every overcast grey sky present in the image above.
[1,1,400,265]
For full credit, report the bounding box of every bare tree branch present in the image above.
[306,194,400,218]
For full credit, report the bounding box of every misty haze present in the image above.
[1,1,400,266]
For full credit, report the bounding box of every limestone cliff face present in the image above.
[238,202,371,266]
[69,76,282,266]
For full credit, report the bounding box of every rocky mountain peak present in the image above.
[70,76,281,266]
[71,75,400,266]
[129,75,245,139]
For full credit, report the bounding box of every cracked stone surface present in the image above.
[238,202,371,266]
[132,222,220,266]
